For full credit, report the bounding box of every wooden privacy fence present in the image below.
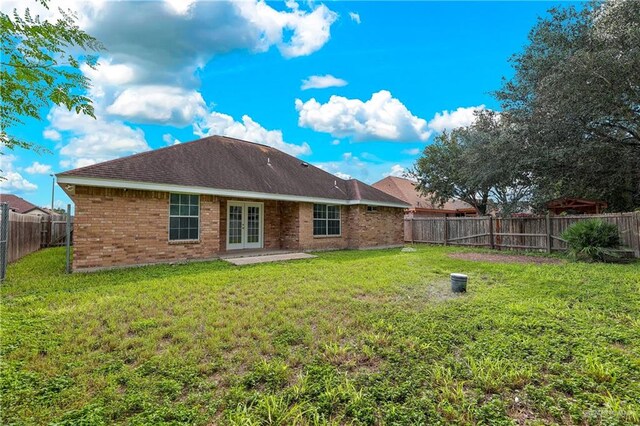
[6,211,42,263]
[0,210,73,264]
[405,212,640,257]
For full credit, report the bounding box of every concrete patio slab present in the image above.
[223,252,316,266]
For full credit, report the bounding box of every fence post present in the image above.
[443,216,449,246]
[65,204,71,274]
[488,216,494,249]
[410,218,414,245]
[0,203,8,282]
[635,211,640,258]
[545,213,552,254]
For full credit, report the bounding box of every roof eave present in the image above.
[56,176,409,208]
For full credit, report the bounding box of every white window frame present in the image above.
[313,204,341,237]
[168,193,200,242]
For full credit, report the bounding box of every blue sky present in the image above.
[1,0,562,210]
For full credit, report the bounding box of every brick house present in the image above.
[57,136,409,271]
[372,176,477,218]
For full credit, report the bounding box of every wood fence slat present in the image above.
[4,212,74,263]
[404,212,640,257]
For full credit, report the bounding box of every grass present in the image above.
[1,246,639,425]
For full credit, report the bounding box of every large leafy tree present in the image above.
[496,0,640,211]
[411,111,532,216]
[1,0,103,153]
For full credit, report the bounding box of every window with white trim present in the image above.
[169,194,199,241]
[313,204,341,236]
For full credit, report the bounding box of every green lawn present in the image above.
[1,247,639,425]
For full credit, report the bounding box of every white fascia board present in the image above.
[57,176,409,208]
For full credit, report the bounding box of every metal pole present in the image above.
[0,203,9,282]
[65,204,71,273]
[50,174,55,211]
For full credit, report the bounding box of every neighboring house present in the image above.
[372,176,476,218]
[0,194,51,216]
[546,197,608,215]
[57,136,409,271]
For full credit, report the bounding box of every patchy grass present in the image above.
[1,246,639,425]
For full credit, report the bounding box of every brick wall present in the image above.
[72,186,220,270]
[279,201,300,250]
[70,186,403,270]
[348,205,404,248]
[298,203,351,250]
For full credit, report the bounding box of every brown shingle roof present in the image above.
[58,136,408,206]
[0,194,40,214]
[371,176,474,211]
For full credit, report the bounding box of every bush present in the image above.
[562,219,621,262]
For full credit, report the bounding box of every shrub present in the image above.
[561,219,621,262]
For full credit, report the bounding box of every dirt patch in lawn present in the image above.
[448,252,564,264]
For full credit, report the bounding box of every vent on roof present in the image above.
[267,157,272,166]
[301,162,309,167]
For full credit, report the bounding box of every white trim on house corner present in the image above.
[56,176,410,208]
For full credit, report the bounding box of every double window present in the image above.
[313,204,341,236]
[169,194,199,241]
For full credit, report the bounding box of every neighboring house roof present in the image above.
[0,194,44,214]
[57,136,409,208]
[371,176,475,212]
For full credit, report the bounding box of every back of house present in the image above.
[57,135,409,271]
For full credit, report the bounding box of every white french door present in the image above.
[226,201,263,250]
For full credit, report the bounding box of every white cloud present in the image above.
[316,152,369,180]
[237,1,338,58]
[331,139,341,146]
[0,171,38,192]
[402,148,421,155]
[107,86,206,126]
[383,164,406,178]
[349,12,361,24]
[316,151,411,183]
[164,0,196,15]
[5,1,338,134]
[301,74,348,90]
[428,105,486,132]
[194,111,311,157]
[47,108,150,169]
[0,155,38,192]
[162,133,181,145]
[296,90,431,142]
[43,129,61,141]
[25,162,52,175]
[81,58,137,100]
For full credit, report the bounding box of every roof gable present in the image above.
[372,176,474,211]
[0,194,39,214]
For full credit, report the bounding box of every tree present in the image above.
[496,0,640,211]
[411,111,532,216]
[1,0,103,153]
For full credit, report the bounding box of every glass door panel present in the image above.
[226,202,263,250]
